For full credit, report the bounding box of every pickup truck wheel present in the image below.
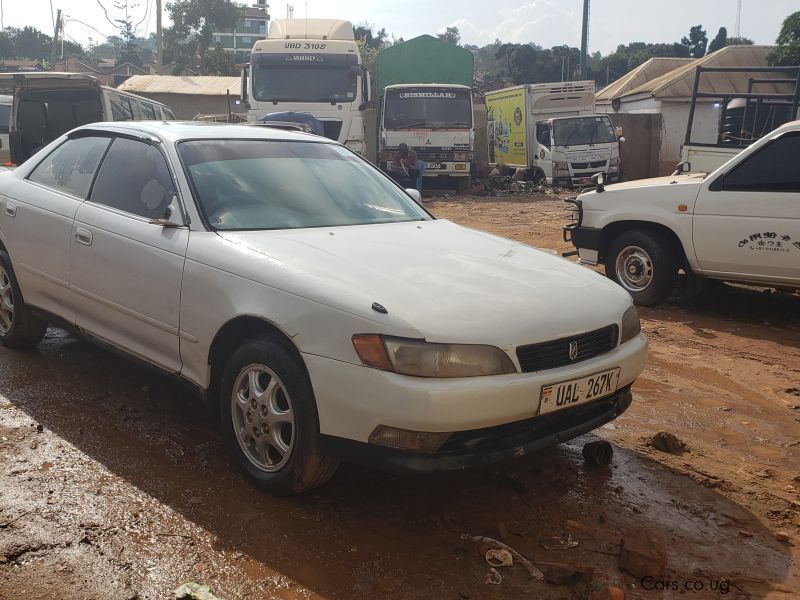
[0,250,48,349]
[606,231,678,306]
[220,338,339,495]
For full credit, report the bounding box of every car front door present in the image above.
[69,136,189,372]
[692,130,800,284]
[0,135,111,321]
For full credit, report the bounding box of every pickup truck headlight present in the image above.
[352,335,516,377]
[553,161,569,170]
[620,305,641,343]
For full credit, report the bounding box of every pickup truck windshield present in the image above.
[553,116,616,146]
[384,89,472,129]
[252,55,358,103]
[179,140,429,230]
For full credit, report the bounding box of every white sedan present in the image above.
[0,122,647,494]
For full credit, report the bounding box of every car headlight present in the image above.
[620,305,641,343]
[553,161,569,170]
[609,157,620,167]
[352,335,516,377]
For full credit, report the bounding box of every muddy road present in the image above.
[1,193,798,599]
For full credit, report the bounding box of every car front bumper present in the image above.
[321,385,632,472]
[563,224,602,265]
[304,331,646,455]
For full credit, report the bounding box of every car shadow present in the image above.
[0,329,794,599]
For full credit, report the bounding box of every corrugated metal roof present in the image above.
[117,75,241,96]
[620,45,787,100]
[595,58,694,102]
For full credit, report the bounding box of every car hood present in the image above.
[600,173,706,192]
[217,220,632,349]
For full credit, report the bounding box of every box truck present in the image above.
[486,82,622,187]
[377,35,474,187]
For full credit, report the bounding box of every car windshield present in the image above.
[178,140,430,230]
[553,116,617,146]
[253,64,357,103]
[384,88,472,129]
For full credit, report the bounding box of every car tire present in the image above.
[606,230,678,306]
[219,337,339,495]
[0,250,48,349]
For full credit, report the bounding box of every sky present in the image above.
[0,0,795,55]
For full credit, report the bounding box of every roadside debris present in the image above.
[775,530,791,543]
[174,582,222,600]
[618,531,667,577]
[593,585,626,600]
[582,440,614,466]
[541,534,579,551]
[461,534,544,581]
[485,548,513,568]
[647,431,687,455]
[484,567,503,585]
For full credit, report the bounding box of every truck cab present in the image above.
[242,19,370,155]
[379,84,473,182]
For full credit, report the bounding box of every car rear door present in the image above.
[69,135,189,372]
[692,131,800,284]
[0,135,111,321]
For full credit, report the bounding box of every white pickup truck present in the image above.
[564,120,800,306]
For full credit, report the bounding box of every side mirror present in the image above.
[240,66,249,104]
[149,196,185,228]
[405,188,422,203]
[618,136,626,143]
[591,172,605,193]
[672,161,691,175]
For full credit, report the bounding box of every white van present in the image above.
[0,73,175,165]
[0,95,11,165]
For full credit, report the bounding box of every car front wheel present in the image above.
[606,230,678,306]
[0,250,48,349]
[219,337,339,495]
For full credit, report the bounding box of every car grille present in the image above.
[571,160,607,170]
[516,325,618,373]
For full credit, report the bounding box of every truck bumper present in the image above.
[562,225,602,265]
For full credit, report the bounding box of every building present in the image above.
[51,57,149,86]
[212,1,270,62]
[596,46,787,175]
[117,75,245,120]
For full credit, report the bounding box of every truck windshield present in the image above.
[553,116,616,146]
[178,140,430,230]
[253,62,357,103]
[384,89,472,129]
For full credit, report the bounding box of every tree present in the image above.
[353,23,389,50]
[726,36,754,46]
[770,11,800,66]
[0,31,14,59]
[708,27,727,54]
[437,26,460,45]
[10,26,52,60]
[681,24,708,58]
[164,0,239,74]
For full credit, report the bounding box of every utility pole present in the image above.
[734,0,742,38]
[156,0,163,73]
[49,8,62,69]
[579,0,589,80]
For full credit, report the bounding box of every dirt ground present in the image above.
[1,191,798,600]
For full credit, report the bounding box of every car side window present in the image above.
[536,122,551,148]
[722,132,800,193]
[90,138,175,219]
[27,136,111,199]
[109,94,133,121]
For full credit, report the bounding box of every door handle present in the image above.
[4,202,16,218]
[75,227,93,246]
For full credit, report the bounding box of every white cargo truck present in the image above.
[486,82,623,187]
[240,19,370,155]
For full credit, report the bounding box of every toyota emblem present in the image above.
[568,341,578,361]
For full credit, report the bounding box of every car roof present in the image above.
[73,120,328,144]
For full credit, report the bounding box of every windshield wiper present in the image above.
[437,121,472,128]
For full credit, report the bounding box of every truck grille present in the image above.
[516,325,618,373]
[571,160,607,170]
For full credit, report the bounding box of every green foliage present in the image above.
[164,0,239,74]
[437,27,461,46]
[353,23,389,50]
[770,11,800,66]
[681,24,708,58]
[708,27,727,54]
[725,36,754,46]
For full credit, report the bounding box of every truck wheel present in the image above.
[0,250,48,349]
[219,337,339,495]
[606,230,678,306]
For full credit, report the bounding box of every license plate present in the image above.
[539,368,620,415]
[426,162,443,169]
[577,177,591,184]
